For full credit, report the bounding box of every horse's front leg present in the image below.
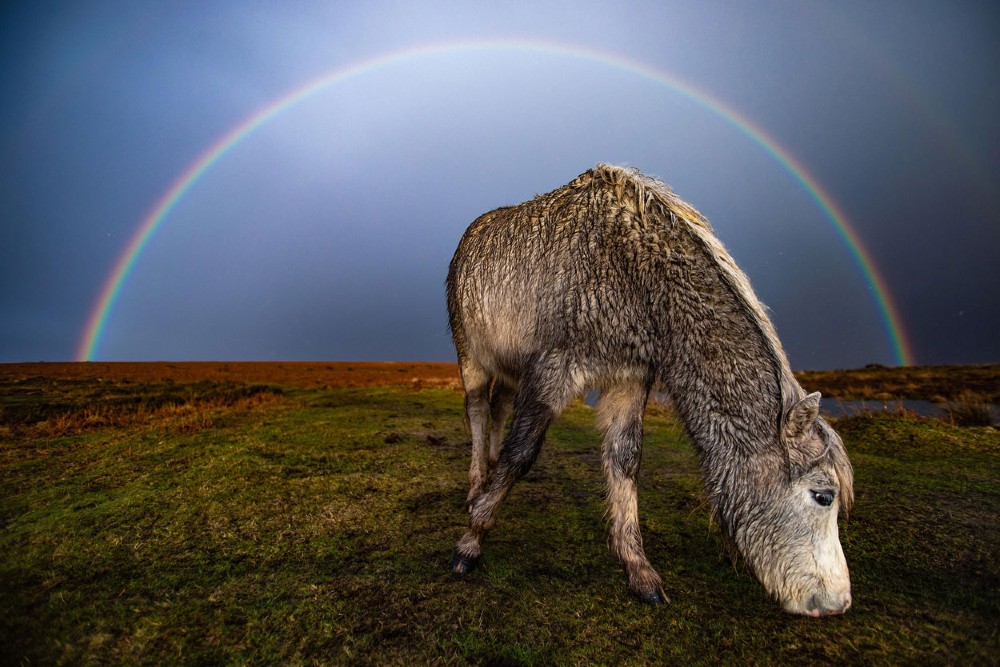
[597,382,668,605]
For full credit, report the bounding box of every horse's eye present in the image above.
[811,489,835,507]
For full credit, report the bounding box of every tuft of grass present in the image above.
[1,376,998,664]
[944,390,997,427]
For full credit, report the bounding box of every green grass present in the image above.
[1,380,998,664]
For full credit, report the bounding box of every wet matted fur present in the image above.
[447,164,853,616]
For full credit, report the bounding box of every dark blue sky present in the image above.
[2,1,998,369]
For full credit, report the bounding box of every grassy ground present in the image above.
[1,371,998,664]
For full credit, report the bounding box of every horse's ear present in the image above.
[783,392,821,441]
[783,393,826,474]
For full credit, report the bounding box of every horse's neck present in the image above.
[656,254,794,457]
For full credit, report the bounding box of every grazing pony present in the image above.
[446,165,853,616]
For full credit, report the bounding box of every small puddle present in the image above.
[820,399,943,419]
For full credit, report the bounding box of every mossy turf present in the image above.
[1,379,997,664]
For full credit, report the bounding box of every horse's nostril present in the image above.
[806,592,852,616]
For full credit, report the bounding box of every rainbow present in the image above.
[76,38,915,365]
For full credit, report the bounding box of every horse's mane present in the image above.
[584,165,855,505]
[588,163,804,415]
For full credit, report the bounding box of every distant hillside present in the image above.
[0,361,461,390]
[2,361,996,404]
[795,364,1000,403]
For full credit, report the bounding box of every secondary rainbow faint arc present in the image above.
[77,38,915,365]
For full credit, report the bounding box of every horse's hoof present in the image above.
[634,586,670,606]
[450,552,479,574]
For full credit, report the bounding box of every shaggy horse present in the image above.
[446,165,853,616]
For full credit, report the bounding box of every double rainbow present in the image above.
[76,39,914,366]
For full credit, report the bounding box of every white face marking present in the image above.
[773,476,851,616]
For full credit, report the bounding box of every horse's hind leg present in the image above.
[460,361,492,510]
[597,382,668,605]
[487,376,516,469]
[452,354,577,574]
